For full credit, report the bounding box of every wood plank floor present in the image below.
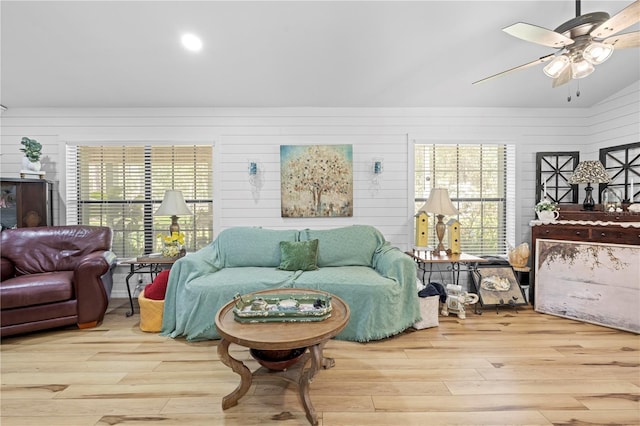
[1,298,639,426]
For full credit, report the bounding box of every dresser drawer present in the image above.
[590,227,640,245]
[533,226,590,242]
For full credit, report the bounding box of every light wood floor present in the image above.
[1,298,639,426]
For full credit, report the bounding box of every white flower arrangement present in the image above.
[534,197,558,213]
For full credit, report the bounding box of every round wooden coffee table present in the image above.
[215,288,350,426]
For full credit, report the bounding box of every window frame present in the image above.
[65,140,214,258]
[599,142,640,204]
[535,152,580,204]
[411,140,515,256]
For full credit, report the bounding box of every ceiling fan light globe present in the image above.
[543,55,570,78]
[571,59,595,79]
[583,42,614,64]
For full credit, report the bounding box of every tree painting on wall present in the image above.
[280,144,353,218]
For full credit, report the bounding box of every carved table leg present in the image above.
[319,340,335,370]
[298,340,335,426]
[217,338,252,409]
[299,343,321,425]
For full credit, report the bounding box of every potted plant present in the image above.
[534,197,559,222]
[20,137,42,172]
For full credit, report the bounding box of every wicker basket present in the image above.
[138,288,164,332]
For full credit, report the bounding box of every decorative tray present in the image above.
[233,292,332,323]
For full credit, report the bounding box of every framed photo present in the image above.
[471,265,527,308]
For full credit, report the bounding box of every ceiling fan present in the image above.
[473,0,640,89]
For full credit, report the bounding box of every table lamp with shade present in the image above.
[567,160,611,211]
[419,188,459,253]
[155,190,192,234]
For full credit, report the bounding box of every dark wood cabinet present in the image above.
[0,178,54,229]
[530,205,640,303]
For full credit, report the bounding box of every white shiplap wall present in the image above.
[217,133,410,245]
[1,82,638,297]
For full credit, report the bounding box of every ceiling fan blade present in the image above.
[591,0,640,39]
[551,65,572,88]
[472,54,555,85]
[604,31,640,49]
[503,22,574,48]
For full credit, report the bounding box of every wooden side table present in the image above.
[118,255,178,317]
[215,288,350,426]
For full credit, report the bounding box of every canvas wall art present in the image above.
[535,238,640,333]
[280,144,353,218]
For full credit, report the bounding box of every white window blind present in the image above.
[415,143,515,256]
[66,144,213,258]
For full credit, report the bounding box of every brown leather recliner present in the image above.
[0,225,117,337]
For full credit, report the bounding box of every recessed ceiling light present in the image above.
[181,33,202,52]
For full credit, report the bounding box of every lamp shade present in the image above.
[155,190,192,216]
[568,161,611,184]
[420,188,459,215]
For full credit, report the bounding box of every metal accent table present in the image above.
[119,255,178,317]
[406,249,488,285]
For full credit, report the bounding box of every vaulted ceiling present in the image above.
[2,1,638,109]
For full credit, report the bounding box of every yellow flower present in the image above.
[160,232,185,245]
[173,232,185,245]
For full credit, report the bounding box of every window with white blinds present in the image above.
[66,144,213,258]
[414,143,515,256]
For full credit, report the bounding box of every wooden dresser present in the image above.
[530,203,640,306]
[530,204,640,333]
[533,204,640,245]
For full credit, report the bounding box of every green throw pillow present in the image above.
[278,239,319,271]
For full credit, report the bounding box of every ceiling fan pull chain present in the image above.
[576,80,581,98]
[567,83,572,102]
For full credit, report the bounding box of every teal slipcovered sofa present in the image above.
[161,225,420,342]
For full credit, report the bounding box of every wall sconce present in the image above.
[373,160,383,175]
[370,158,384,195]
[249,161,258,176]
[248,160,263,202]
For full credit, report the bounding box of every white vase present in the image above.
[537,210,559,222]
[21,156,41,172]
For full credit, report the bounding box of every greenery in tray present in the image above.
[20,137,42,162]
[233,292,332,323]
[534,197,558,212]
